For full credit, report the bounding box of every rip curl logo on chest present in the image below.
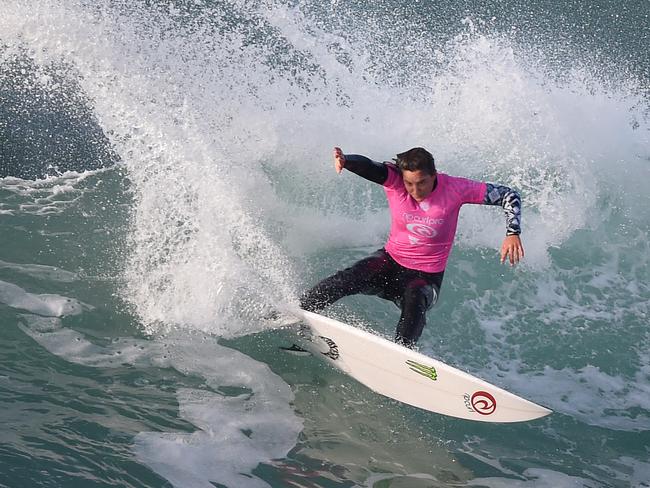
[403,213,443,244]
[406,223,437,238]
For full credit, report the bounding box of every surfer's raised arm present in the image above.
[482,183,524,266]
[333,146,388,185]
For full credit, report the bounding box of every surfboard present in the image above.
[295,309,551,423]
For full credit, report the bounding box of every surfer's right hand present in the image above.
[334,147,346,173]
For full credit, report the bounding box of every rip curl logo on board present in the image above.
[319,336,339,360]
[463,391,497,415]
[406,223,437,238]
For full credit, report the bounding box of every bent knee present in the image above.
[402,284,437,310]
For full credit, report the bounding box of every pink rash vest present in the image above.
[383,164,487,273]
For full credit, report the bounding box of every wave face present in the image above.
[1,1,648,487]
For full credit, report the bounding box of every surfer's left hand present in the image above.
[501,235,524,266]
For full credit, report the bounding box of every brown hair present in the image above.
[394,147,436,176]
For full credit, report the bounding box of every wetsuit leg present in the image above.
[300,249,393,312]
[394,272,443,348]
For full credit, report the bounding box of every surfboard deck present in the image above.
[294,309,551,423]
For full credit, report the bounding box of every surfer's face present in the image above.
[402,169,436,202]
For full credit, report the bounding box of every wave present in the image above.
[1,0,647,339]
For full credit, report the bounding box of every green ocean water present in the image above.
[1,1,649,487]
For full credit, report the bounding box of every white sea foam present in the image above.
[437,228,650,432]
[481,361,650,432]
[607,457,650,488]
[0,260,78,283]
[0,280,86,317]
[468,468,600,487]
[20,317,302,488]
[0,169,108,215]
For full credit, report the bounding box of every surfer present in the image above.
[300,147,524,348]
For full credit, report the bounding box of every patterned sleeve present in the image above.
[484,184,521,235]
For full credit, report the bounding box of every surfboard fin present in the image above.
[279,343,312,356]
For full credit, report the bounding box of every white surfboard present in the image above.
[295,309,551,423]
